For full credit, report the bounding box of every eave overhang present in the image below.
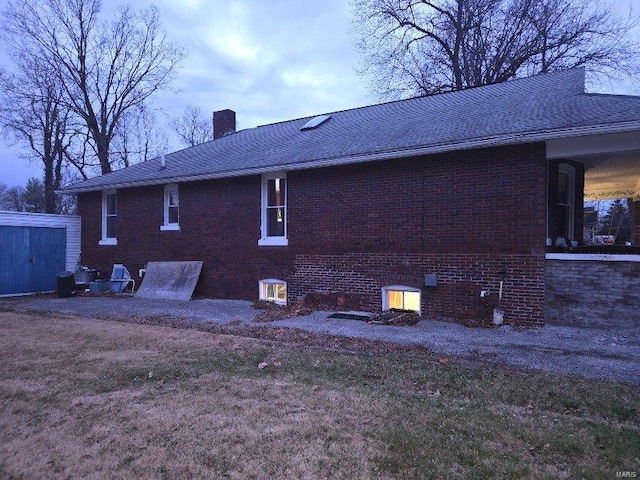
[57,120,640,195]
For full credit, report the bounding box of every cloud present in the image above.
[153,0,372,130]
[0,0,373,186]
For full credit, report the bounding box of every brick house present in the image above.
[59,68,640,326]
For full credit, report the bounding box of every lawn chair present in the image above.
[109,264,135,293]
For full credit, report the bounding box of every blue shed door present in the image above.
[0,226,66,295]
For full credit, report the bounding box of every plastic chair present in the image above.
[109,264,136,293]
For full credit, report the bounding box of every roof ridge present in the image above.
[251,67,587,130]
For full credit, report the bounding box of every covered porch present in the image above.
[547,129,640,249]
[544,130,640,328]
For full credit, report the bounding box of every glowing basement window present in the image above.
[382,285,421,313]
[259,279,287,305]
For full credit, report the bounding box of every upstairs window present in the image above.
[259,279,287,305]
[259,173,287,246]
[161,184,180,231]
[99,190,117,245]
[382,285,421,313]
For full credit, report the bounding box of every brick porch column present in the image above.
[634,200,640,246]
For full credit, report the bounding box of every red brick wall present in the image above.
[78,178,294,298]
[77,142,548,325]
[286,143,548,325]
[289,144,547,255]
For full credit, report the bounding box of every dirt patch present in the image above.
[252,299,313,322]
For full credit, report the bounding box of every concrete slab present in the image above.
[135,261,203,301]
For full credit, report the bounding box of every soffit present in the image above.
[546,131,640,200]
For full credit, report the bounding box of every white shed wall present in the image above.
[0,211,81,272]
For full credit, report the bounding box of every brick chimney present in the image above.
[213,109,236,139]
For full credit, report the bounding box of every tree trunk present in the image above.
[96,136,112,175]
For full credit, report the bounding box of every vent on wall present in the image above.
[300,114,331,131]
[424,274,438,287]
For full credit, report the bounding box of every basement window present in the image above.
[381,285,421,314]
[259,279,287,305]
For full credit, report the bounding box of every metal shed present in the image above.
[0,211,81,296]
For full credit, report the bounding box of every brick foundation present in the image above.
[290,253,545,326]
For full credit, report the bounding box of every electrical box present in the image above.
[424,273,438,287]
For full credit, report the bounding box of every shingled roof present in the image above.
[60,68,640,194]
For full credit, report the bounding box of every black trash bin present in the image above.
[56,271,77,298]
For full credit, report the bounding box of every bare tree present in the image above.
[171,105,214,148]
[111,105,169,169]
[352,0,640,98]
[0,60,72,213]
[0,183,11,210]
[3,0,186,175]
[0,185,27,211]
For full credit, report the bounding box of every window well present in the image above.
[300,114,331,131]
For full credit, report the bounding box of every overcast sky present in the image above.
[0,0,373,187]
[1,0,638,188]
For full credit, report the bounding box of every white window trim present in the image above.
[258,278,287,305]
[258,236,288,247]
[99,189,118,246]
[258,172,288,246]
[160,184,180,231]
[381,285,421,314]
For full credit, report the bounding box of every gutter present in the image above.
[57,120,640,195]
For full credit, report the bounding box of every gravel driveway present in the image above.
[3,295,639,385]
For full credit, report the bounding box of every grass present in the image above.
[0,311,638,479]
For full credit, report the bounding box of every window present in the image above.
[161,184,180,231]
[558,163,576,241]
[382,285,421,313]
[99,190,117,245]
[259,279,287,305]
[259,172,287,246]
[300,114,331,131]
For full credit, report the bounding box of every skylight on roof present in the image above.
[300,114,331,131]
